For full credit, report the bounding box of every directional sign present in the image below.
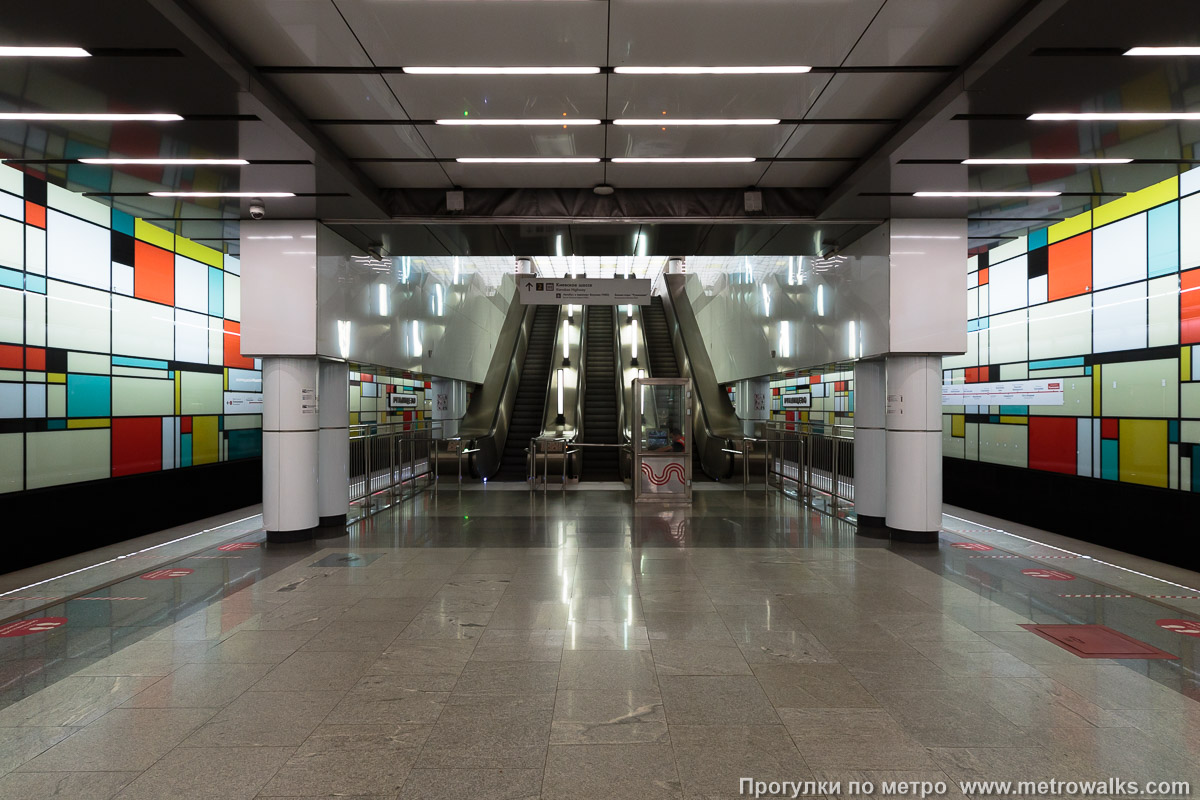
[519,277,651,306]
[0,617,67,637]
[943,379,1065,407]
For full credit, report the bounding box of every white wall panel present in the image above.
[888,219,968,353]
[0,287,20,344]
[1028,295,1091,360]
[1092,282,1147,353]
[47,280,110,352]
[0,218,23,271]
[174,255,209,314]
[175,308,209,364]
[1092,214,1147,290]
[988,309,1027,364]
[1148,275,1180,347]
[25,227,45,276]
[987,254,1027,314]
[112,295,174,360]
[1028,274,1048,306]
[47,210,109,290]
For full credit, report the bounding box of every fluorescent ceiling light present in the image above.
[435,118,600,126]
[614,118,779,126]
[149,191,296,197]
[1124,47,1200,56]
[0,112,182,121]
[0,46,90,57]
[404,66,599,75]
[614,66,810,75]
[1028,112,1200,121]
[455,157,599,163]
[913,191,1062,197]
[80,158,249,165]
[611,157,756,163]
[963,157,1133,165]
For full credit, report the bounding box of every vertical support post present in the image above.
[885,355,943,543]
[317,360,349,528]
[262,357,319,542]
[853,359,888,537]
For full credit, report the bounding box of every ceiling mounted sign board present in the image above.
[519,277,651,306]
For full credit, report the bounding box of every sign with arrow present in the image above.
[519,277,651,306]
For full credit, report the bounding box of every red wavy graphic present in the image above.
[641,462,686,486]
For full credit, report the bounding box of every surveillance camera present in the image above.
[248,200,265,220]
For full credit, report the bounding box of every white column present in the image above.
[667,257,685,274]
[853,359,887,537]
[317,360,349,527]
[884,355,943,543]
[516,257,535,275]
[734,377,769,438]
[262,357,319,541]
[432,378,467,439]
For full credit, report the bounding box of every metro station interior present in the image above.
[2,1,1200,798]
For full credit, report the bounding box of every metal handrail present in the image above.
[349,421,442,515]
[757,428,855,509]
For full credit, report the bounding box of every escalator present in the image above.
[641,296,712,480]
[581,305,621,480]
[494,304,558,480]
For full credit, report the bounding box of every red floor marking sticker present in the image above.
[139,568,194,580]
[1157,619,1200,637]
[1022,568,1076,581]
[1058,594,1134,598]
[217,542,259,552]
[952,542,993,551]
[0,617,67,637]
[1021,624,1178,659]
[1150,596,1200,600]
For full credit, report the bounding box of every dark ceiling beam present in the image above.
[816,0,1073,220]
[141,0,390,220]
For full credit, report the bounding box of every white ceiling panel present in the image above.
[331,0,609,66]
[269,74,412,121]
[606,126,798,159]
[756,161,850,188]
[605,163,767,189]
[608,0,885,68]
[383,75,607,121]
[359,162,454,189]
[321,125,437,160]
[420,127,606,159]
[844,0,1027,67]
[606,74,834,119]
[776,124,891,159]
[442,163,606,189]
[805,73,946,120]
[193,0,370,67]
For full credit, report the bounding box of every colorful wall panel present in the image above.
[944,166,1200,494]
[0,164,262,494]
[349,370,433,426]
[767,369,855,428]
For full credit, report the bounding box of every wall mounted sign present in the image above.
[300,387,317,415]
[519,277,651,306]
[943,379,1065,406]
[388,393,419,409]
[781,393,812,409]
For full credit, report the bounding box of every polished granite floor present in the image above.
[1,488,1199,799]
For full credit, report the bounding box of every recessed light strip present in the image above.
[1029,112,1200,121]
[80,158,249,165]
[963,158,1134,165]
[614,118,779,126]
[914,191,1062,197]
[0,46,90,57]
[611,157,757,163]
[435,118,601,126]
[614,66,811,75]
[1124,47,1200,56]
[455,157,599,163]
[0,112,182,122]
[405,66,599,75]
[149,191,295,197]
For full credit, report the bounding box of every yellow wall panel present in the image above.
[1093,176,1178,228]
[134,219,175,251]
[951,415,965,438]
[1118,419,1168,488]
[1048,210,1092,244]
[175,236,223,268]
[192,415,219,465]
[999,416,1028,425]
[67,419,110,429]
[1092,368,1101,415]
[1183,346,1193,382]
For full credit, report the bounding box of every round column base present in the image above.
[266,527,315,544]
[888,528,939,544]
[855,514,890,539]
[319,514,348,527]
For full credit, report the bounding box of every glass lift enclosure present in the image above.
[632,377,692,502]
